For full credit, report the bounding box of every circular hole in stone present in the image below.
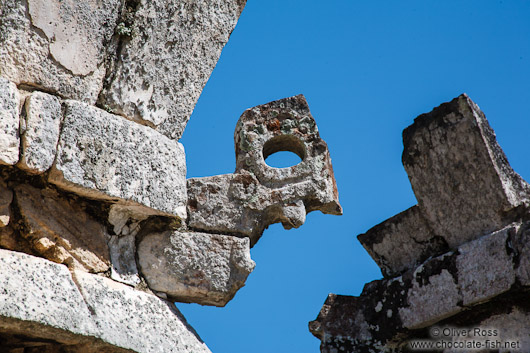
[263,135,305,168]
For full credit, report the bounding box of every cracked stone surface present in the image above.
[188,95,341,245]
[100,0,247,140]
[0,0,121,103]
[0,77,20,166]
[18,91,62,174]
[14,184,111,273]
[138,230,255,306]
[0,248,211,353]
[49,100,187,219]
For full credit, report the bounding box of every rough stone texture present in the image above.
[402,94,530,248]
[188,95,341,245]
[14,184,111,273]
[0,249,211,352]
[358,205,446,277]
[456,226,516,306]
[313,95,530,353]
[100,0,247,140]
[138,230,255,306]
[18,91,62,174]
[0,77,20,165]
[73,271,211,353]
[0,249,99,342]
[0,180,13,227]
[49,100,187,219]
[358,94,530,277]
[0,0,121,103]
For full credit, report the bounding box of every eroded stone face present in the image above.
[188,95,342,245]
[100,0,247,139]
[0,0,121,103]
[49,100,187,219]
[138,230,255,307]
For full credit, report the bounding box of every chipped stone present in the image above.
[188,95,341,245]
[0,180,13,227]
[0,0,121,103]
[137,230,255,306]
[0,77,20,165]
[100,0,247,139]
[49,100,187,219]
[18,91,62,174]
[15,184,110,273]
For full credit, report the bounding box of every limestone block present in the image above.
[73,270,212,353]
[14,184,111,273]
[18,91,62,174]
[0,249,211,352]
[0,249,97,341]
[188,95,341,245]
[100,0,247,140]
[0,0,121,103]
[138,230,255,306]
[402,94,530,248]
[0,77,20,165]
[49,101,187,219]
[357,205,446,277]
[457,226,516,306]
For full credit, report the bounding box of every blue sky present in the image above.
[178,1,530,352]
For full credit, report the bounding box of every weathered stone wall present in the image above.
[0,1,344,351]
[310,95,530,352]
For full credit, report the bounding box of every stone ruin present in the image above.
[310,94,530,352]
[0,0,342,351]
[1,1,529,353]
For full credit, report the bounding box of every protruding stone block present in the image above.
[49,101,187,219]
[0,77,20,165]
[188,95,341,245]
[402,94,530,248]
[0,0,121,103]
[18,91,62,174]
[100,0,247,139]
[14,184,111,273]
[137,230,255,307]
[357,205,446,277]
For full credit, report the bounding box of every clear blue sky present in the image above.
[178,1,530,352]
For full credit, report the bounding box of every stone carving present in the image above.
[311,94,530,352]
[187,95,342,245]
